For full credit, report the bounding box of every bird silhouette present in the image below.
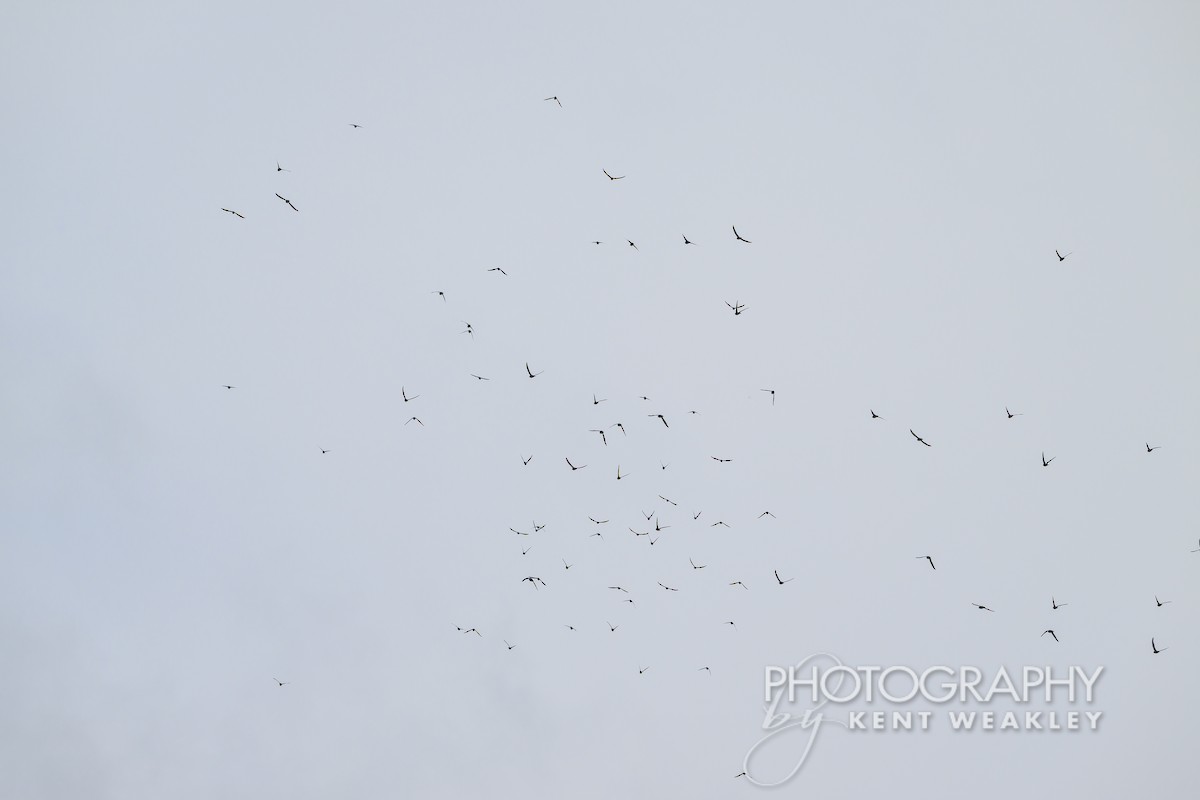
[1155,595,1172,607]
[526,362,543,378]
[274,193,299,212]
[604,170,625,180]
[565,457,587,471]
[733,225,752,243]
[775,570,793,585]
[910,429,932,446]
[1056,249,1071,262]
[543,96,562,107]
[917,555,936,570]
[1042,452,1055,467]
[1152,637,1167,654]
[1042,630,1059,642]
[220,208,244,219]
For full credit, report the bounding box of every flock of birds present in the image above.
[215,101,1186,779]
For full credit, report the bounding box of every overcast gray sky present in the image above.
[2,1,1198,797]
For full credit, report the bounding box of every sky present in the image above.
[1,1,1198,797]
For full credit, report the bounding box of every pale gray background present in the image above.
[1,1,1197,797]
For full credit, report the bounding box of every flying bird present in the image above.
[220,208,244,218]
[274,193,299,212]
[1006,407,1023,419]
[543,96,562,107]
[562,559,572,570]
[917,555,936,570]
[1152,637,1167,654]
[1146,443,1161,453]
[910,429,931,447]
[471,374,491,381]
[658,582,678,592]
[690,558,706,570]
[1042,452,1055,467]
[504,640,516,650]
[487,267,508,276]
[589,517,609,525]
[761,388,775,405]
[221,385,236,390]
[682,234,694,245]
[870,409,883,419]
[616,465,629,480]
[526,362,543,378]
[349,123,364,128]
[758,511,776,519]
[405,417,424,426]
[725,301,746,315]
[729,581,748,589]
[603,170,625,180]
[521,455,533,465]
[775,570,794,585]
[592,393,607,405]
[1155,595,1172,607]
[320,449,331,454]
[971,603,995,612]
[274,678,289,687]
[711,456,733,463]
[565,457,587,471]
[276,161,290,172]
[732,225,752,243]
[1041,630,1059,642]
[402,387,419,403]
[1052,597,1068,609]
[1056,249,1071,262]
[649,414,668,427]
[627,240,638,250]
[521,576,547,589]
